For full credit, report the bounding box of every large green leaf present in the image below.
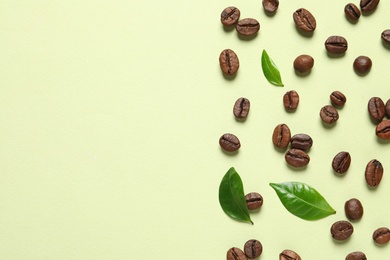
[261,49,284,86]
[269,182,336,220]
[219,167,253,224]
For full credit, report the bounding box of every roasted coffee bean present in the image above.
[244,239,262,259]
[373,227,390,245]
[283,90,299,111]
[290,134,313,151]
[353,56,372,75]
[285,149,310,167]
[219,133,241,152]
[331,220,354,241]
[344,3,361,21]
[376,119,390,139]
[262,0,279,13]
[279,249,301,260]
[233,97,250,119]
[345,198,364,221]
[245,192,263,210]
[293,8,316,32]
[386,99,390,118]
[345,251,367,260]
[227,247,247,260]
[332,151,351,174]
[219,49,239,76]
[293,54,314,74]
[236,18,260,36]
[365,159,383,187]
[325,36,348,55]
[368,97,385,122]
[272,124,291,149]
[360,0,380,14]
[320,105,339,124]
[221,6,241,27]
[382,30,390,44]
[330,91,347,107]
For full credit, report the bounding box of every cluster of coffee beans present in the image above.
[227,240,263,260]
[368,97,390,139]
[220,6,260,37]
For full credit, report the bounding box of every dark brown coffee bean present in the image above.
[283,90,299,111]
[293,8,316,32]
[233,97,250,119]
[368,97,385,122]
[373,227,390,245]
[279,249,301,260]
[219,49,239,76]
[376,119,390,139]
[360,0,380,14]
[262,0,279,13]
[332,151,351,174]
[345,251,367,260]
[331,220,354,241]
[272,124,291,149]
[386,99,390,118]
[285,149,310,167]
[345,198,364,221]
[320,105,339,124]
[227,247,247,260]
[219,133,241,152]
[293,54,314,74]
[344,3,361,21]
[290,134,313,151]
[244,239,262,259]
[325,36,348,55]
[365,159,383,187]
[330,91,347,107]
[236,18,260,36]
[382,30,390,44]
[353,56,372,75]
[221,7,241,27]
[245,192,263,210]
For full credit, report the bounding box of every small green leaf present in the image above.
[219,167,253,224]
[269,182,336,220]
[261,49,284,86]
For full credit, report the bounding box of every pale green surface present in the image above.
[0,0,389,259]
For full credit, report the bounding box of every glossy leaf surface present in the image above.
[219,167,253,224]
[261,49,284,86]
[269,182,336,220]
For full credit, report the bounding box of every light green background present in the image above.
[0,0,389,259]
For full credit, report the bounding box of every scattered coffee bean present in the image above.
[360,0,380,14]
[353,56,372,75]
[283,90,300,111]
[330,91,347,107]
[382,29,390,44]
[219,49,240,76]
[221,7,241,27]
[293,8,316,32]
[331,220,354,241]
[325,36,348,55]
[233,97,250,119]
[262,0,279,13]
[293,54,314,74]
[344,3,361,22]
[376,119,390,139]
[345,198,364,221]
[272,124,291,149]
[227,247,247,260]
[285,148,310,167]
[244,239,262,259]
[368,97,385,122]
[236,18,260,36]
[386,99,390,118]
[365,159,384,187]
[219,133,241,152]
[332,151,351,174]
[290,134,313,151]
[372,227,390,245]
[345,251,367,260]
[279,249,301,260]
[320,105,339,124]
[245,192,263,210]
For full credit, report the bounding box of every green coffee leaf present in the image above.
[269,182,336,220]
[261,49,284,86]
[219,167,253,224]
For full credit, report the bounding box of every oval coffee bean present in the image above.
[290,134,313,151]
[345,198,364,221]
[365,159,383,187]
[285,149,310,168]
[283,90,299,111]
[245,192,263,210]
[272,124,291,149]
[353,56,372,75]
[382,29,390,44]
[262,0,279,13]
[376,119,390,139]
[373,227,390,245]
[219,133,241,152]
[344,3,361,22]
[345,251,367,260]
[332,151,351,174]
[293,54,314,74]
[360,0,380,14]
[233,97,250,119]
[236,18,260,36]
[279,249,301,260]
[330,91,347,107]
[227,247,247,260]
[320,105,339,124]
[368,97,385,122]
[386,99,390,118]
[325,36,348,55]
[293,8,316,32]
[244,239,262,259]
[331,220,354,241]
[219,49,239,76]
[220,6,240,27]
